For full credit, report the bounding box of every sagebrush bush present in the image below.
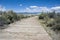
[0,10,23,26]
[46,22,55,27]
[0,10,29,27]
[39,11,60,31]
[51,24,60,31]
[39,15,44,19]
[0,16,9,26]
[39,13,48,19]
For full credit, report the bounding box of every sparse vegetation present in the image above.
[0,10,31,29]
[39,11,60,31]
[39,11,60,40]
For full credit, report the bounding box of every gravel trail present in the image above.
[0,16,52,40]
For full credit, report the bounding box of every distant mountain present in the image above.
[17,12,41,14]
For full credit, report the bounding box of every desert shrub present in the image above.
[39,11,60,31]
[7,11,18,21]
[46,19,55,27]
[46,21,55,27]
[51,16,60,31]
[54,17,60,23]
[39,13,48,19]
[18,14,30,19]
[47,11,56,18]
[23,16,29,18]
[18,14,25,19]
[0,16,10,26]
[51,24,60,31]
[47,13,55,18]
[39,15,44,19]
[0,10,21,26]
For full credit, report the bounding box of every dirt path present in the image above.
[0,16,52,40]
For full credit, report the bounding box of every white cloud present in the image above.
[24,6,50,12]
[25,8,31,12]
[51,6,60,10]
[39,7,50,12]
[0,5,6,11]
[30,6,39,8]
[24,6,60,12]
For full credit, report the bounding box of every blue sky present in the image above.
[0,0,60,12]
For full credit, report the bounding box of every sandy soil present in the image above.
[0,16,52,40]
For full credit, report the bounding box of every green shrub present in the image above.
[51,24,60,31]
[46,19,55,27]
[39,15,44,19]
[0,16,10,26]
[47,22,55,27]
[39,13,48,19]
[39,11,60,31]
[0,10,21,26]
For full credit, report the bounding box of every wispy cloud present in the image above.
[0,5,6,11]
[24,6,60,12]
[24,6,50,12]
[51,6,60,10]
[30,6,39,8]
